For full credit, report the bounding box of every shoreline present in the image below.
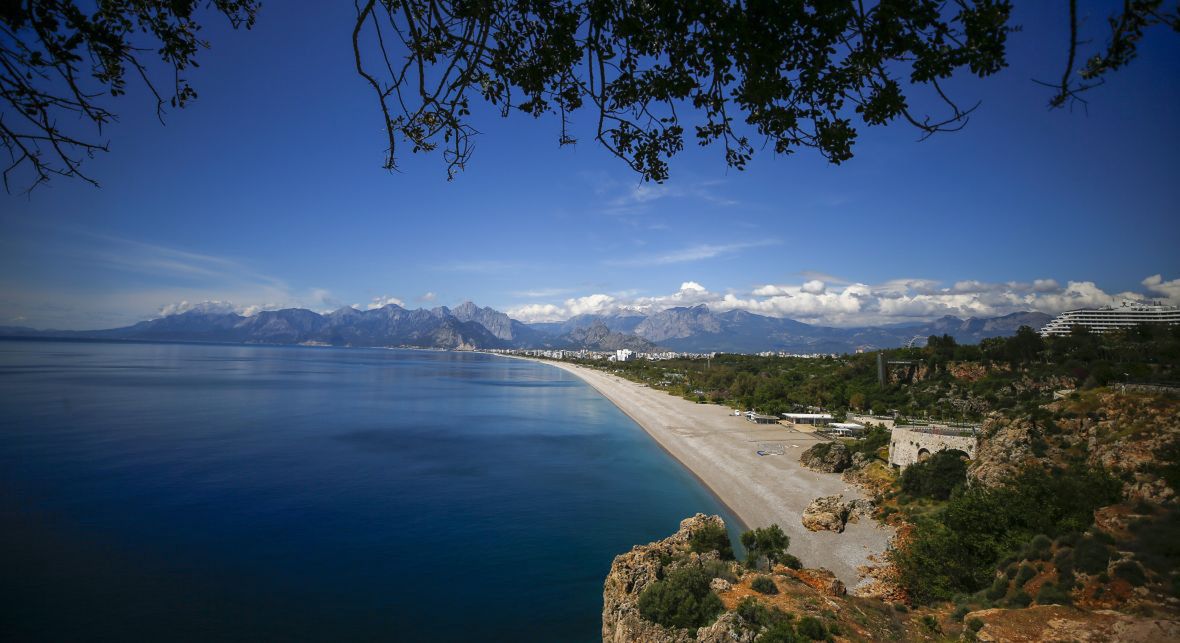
[503,355,892,588]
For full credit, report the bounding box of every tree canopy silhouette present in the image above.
[2,1,1177,191]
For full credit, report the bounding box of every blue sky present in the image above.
[1,2,1177,329]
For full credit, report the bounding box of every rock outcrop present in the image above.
[969,389,1180,502]
[801,495,874,533]
[602,514,748,643]
[798,441,851,473]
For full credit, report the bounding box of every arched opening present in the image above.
[917,448,931,462]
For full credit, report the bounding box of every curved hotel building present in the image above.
[1040,302,1180,337]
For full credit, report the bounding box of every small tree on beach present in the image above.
[741,524,790,570]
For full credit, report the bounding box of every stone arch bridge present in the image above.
[888,425,979,470]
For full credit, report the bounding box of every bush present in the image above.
[899,450,968,500]
[921,615,941,633]
[1053,548,1075,576]
[1074,536,1113,574]
[638,567,724,630]
[1035,582,1072,605]
[952,605,970,622]
[795,616,827,640]
[1015,564,1037,586]
[966,617,985,633]
[756,622,801,643]
[742,524,791,570]
[1113,561,1147,586]
[985,576,1008,601]
[701,559,737,583]
[736,596,791,630]
[1008,590,1032,608]
[690,522,735,560]
[752,575,779,595]
[1029,534,1053,560]
[894,465,1122,603]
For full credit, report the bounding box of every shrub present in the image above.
[966,617,985,633]
[921,615,941,633]
[1053,548,1075,576]
[756,622,801,643]
[1035,582,1072,605]
[736,596,791,630]
[893,465,1122,603]
[752,575,779,595]
[1074,537,1113,574]
[1029,534,1053,560]
[690,522,735,560]
[952,605,970,622]
[638,567,724,630]
[1008,590,1032,608]
[1015,564,1037,586]
[893,602,909,613]
[899,450,968,500]
[985,576,1008,601]
[742,524,791,570]
[1112,561,1147,586]
[701,559,737,583]
[795,616,827,640]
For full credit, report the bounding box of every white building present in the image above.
[614,348,634,362]
[1040,301,1180,337]
[781,413,833,426]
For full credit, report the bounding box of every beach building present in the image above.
[847,414,896,429]
[745,412,781,424]
[614,349,634,362]
[826,422,865,437]
[1040,301,1180,337]
[781,412,833,426]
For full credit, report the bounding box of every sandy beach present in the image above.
[536,359,892,588]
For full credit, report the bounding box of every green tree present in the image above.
[4,2,1177,190]
[637,566,725,630]
[741,524,790,570]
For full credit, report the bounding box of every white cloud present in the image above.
[367,295,404,310]
[1143,274,1180,300]
[506,274,1180,326]
[418,291,438,302]
[607,240,779,267]
[159,300,239,317]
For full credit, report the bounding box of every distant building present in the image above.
[781,413,833,426]
[745,412,780,424]
[614,349,634,362]
[827,422,865,437]
[1040,301,1180,337]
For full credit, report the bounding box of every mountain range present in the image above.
[0,303,1051,354]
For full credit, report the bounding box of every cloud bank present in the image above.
[506,274,1180,326]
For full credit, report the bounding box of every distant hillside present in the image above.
[1,303,1052,353]
[525,306,1052,353]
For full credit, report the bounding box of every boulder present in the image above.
[799,441,852,473]
[802,495,850,532]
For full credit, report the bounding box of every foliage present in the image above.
[795,616,827,641]
[0,0,258,191]
[701,559,737,584]
[920,615,941,634]
[741,524,790,570]
[1112,561,1147,586]
[689,522,735,560]
[1073,535,1114,574]
[1035,582,1072,605]
[1014,564,1036,586]
[1008,589,1032,608]
[966,617,985,633]
[756,622,803,643]
[637,566,724,630]
[894,465,1122,603]
[751,575,778,595]
[899,450,968,500]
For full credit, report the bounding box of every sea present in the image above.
[0,339,740,641]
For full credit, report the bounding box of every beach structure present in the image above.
[745,412,781,424]
[1039,301,1180,337]
[888,424,979,469]
[826,422,865,437]
[781,412,833,426]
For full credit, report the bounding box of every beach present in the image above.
[540,359,892,588]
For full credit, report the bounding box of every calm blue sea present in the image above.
[0,340,738,641]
